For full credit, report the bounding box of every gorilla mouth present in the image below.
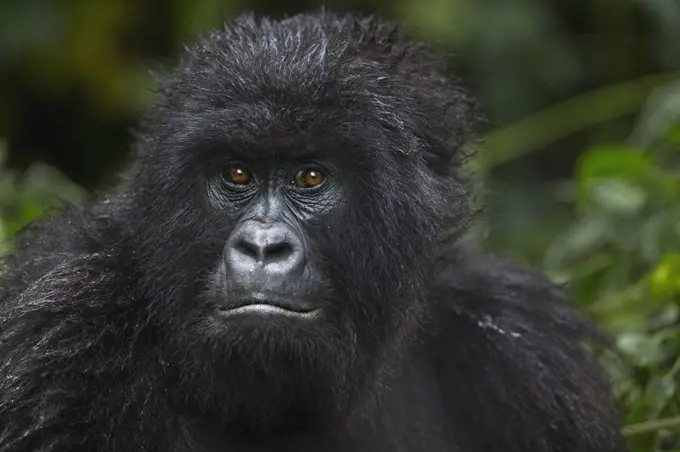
[217,296,321,319]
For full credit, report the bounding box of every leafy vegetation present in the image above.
[545,119,680,451]
[0,141,86,254]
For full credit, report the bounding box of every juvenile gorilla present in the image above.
[0,11,625,452]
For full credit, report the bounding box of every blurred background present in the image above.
[1,0,679,449]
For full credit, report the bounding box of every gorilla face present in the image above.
[125,15,470,434]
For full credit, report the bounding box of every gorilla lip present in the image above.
[217,296,321,319]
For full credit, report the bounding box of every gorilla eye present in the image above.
[225,163,253,186]
[294,168,325,189]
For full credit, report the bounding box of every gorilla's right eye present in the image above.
[224,163,253,186]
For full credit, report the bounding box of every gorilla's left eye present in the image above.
[293,168,325,189]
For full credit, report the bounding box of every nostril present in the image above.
[265,242,294,261]
[234,239,294,263]
[235,239,260,260]
[226,221,303,269]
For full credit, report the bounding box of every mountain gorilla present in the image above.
[0,10,625,452]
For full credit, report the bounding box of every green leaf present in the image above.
[542,215,611,268]
[649,254,680,300]
[587,178,647,214]
[576,147,652,207]
[666,124,680,146]
[577,146,651,182]
[645,375,676,418]
[617,333,668,367]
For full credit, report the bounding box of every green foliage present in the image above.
[0,141,87,254]
[537,98,680,451]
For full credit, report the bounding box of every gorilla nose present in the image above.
[225,221,304,276]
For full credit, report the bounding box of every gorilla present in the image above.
[0,10,625,452]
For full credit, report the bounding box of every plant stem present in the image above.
[479,72,680,171]
[622,416,680,437]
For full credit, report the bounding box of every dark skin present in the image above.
[0,10,625,452]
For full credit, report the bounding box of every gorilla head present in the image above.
[124,12,476,434]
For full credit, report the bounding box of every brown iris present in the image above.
[294,168,325,188]
[227,164,252,185]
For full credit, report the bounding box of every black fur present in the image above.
[0,10,625,452]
